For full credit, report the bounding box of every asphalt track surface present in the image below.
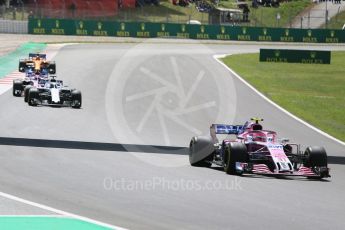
[0,41,345,230]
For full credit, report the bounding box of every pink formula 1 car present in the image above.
[189,118,330,179]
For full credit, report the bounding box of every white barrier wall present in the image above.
[0,20,27,34]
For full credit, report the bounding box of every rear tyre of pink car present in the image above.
[189,136,213,168]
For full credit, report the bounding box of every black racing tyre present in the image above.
[223,142,248,175]
[304,146,328,168]
[12,80,23,96]
[48,62,56,74]
[24,85,32,102]
[18,61,26,72]
[71,90,82,109]
[28,88,39,106]
[189,139,213,167]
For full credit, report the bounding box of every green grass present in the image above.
[221,51,345,142]
[325,9,345,29]
[205,0,311,27]
[216,0,238,9]
[250,0,311,27]
[1,8,29,20]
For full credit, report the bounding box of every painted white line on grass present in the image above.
[0,191,128,230]
[213,54,345,147]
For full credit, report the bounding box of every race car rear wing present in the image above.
[210,124,243,135]
[210,124,243,142]
[29,53,46,59]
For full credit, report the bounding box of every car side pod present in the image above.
[189,135,214,167]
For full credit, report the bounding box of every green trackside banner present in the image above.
[259,49,331,64]
[28,18,345,43]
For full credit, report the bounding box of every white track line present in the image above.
[0,191,128,230]
[213,54,345,147]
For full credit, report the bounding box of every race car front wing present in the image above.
[236,163,330,178]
